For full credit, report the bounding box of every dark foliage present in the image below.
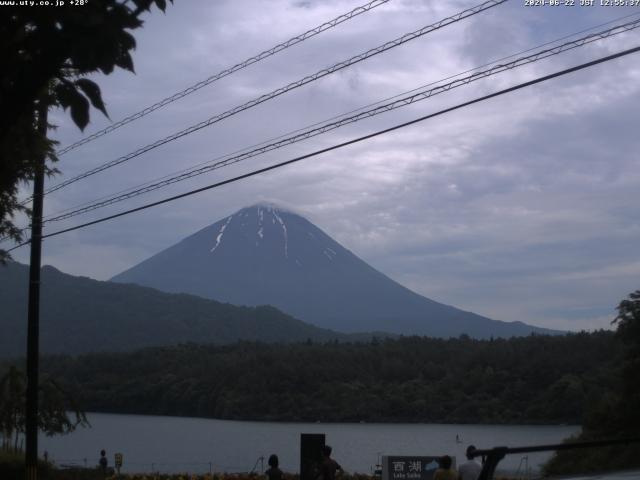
[545,290,640,475]
[0,0,172,260]
[0,450,113,480]
[34,331,618,425]
[0,366,89,453]
[0,451,52,480]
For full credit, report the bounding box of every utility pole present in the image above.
[25,100,47,480]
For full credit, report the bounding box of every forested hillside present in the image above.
[36,331,617,424]
[0,261,345,357]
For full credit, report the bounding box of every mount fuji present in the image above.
[111,204,556,338]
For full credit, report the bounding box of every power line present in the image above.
[39,0,507,198]
[55,0,393,156]
[9,13,640,238]
[10,7,638,245]
[40,18,640,224]
[39,11,640,222]
[8,44,640,252]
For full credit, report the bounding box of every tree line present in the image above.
[18,330,620,425]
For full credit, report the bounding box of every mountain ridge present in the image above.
[112,204,558,338]
[0,261,349,358]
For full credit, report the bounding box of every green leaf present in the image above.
[54,81,75,110]
[69,91,90,131]
[115,52,135,73]
[155,0,167,12]
[132,0,154,12]
[53,80,90,130]
[75,78,109,118]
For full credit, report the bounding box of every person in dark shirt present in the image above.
[318,445,342,480]
[266,454,283,480]
[98,450,108,476]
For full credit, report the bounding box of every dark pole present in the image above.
[25,100,47,480]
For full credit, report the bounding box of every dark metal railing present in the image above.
[469,437,640,480]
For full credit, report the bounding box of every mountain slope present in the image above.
[112,204,557,338]
[0,261,344,358]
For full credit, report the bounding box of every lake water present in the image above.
[39,413,579,475]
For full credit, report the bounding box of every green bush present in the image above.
[0,450,52,480]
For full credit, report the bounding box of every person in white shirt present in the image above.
[458,445,482,480]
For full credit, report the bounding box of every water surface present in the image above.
[39,413,579,475]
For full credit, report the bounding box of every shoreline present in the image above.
[78,411,582,429]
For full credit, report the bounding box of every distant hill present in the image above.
[0,261,345,358]
[113,204,559,338]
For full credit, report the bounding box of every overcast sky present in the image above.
[6,0,640,332]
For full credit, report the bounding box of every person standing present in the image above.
[318,445,343,480]
[265,454,283,480]
[98,449,108,476]
[458,446,482,480]
[433,455,457,480]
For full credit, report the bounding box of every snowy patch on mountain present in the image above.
[211,215,233,253]
[272,208,289,259]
